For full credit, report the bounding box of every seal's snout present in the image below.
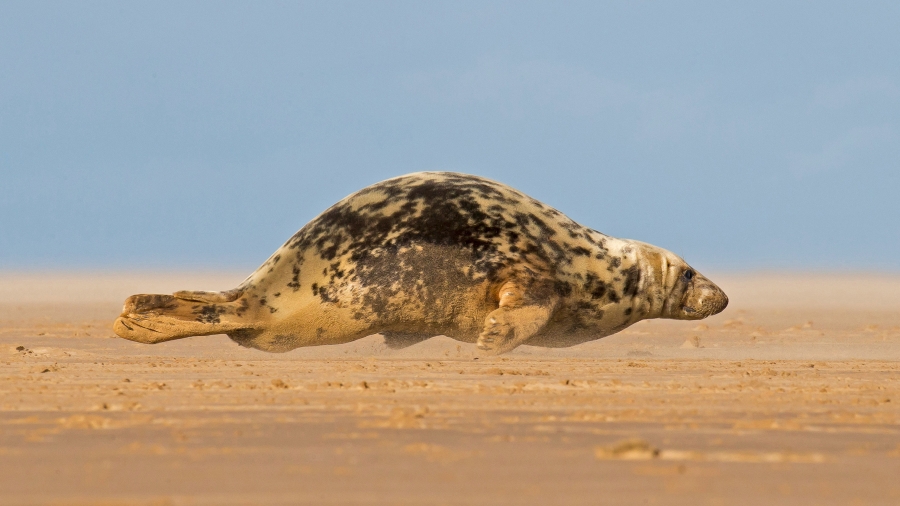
[714,290,728,314]
[677,273,728,320]
[702,288,728,317]
[684,276,728,320]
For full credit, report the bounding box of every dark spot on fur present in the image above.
[554,280,573,297]
[287,265,301,291]
[328,262,346,282]
[195,305,225,324]
[228,328,262,346]
[622,266,641,298]
[316,285,338,303]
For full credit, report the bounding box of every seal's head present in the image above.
[633,242,728,321]
[664,265,728,320]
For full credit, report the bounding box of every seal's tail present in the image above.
[113,289,252,344]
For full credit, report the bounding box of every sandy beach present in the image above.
[1,271,899,505]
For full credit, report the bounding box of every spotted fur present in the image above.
[114,172,728,354]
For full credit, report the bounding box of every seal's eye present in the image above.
[683,269,694,281]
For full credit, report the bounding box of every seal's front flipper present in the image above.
[114,292,251,344]
[476,279,559,355]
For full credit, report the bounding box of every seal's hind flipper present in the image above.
[173,288,243,303]
[476,278,559,355]
[114,292,251,344]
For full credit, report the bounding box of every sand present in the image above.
[1,271,899,505]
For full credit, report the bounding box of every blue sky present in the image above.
[1,1,898,270]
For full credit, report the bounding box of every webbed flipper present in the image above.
[476,278,560,355]
[114,290,252,344]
